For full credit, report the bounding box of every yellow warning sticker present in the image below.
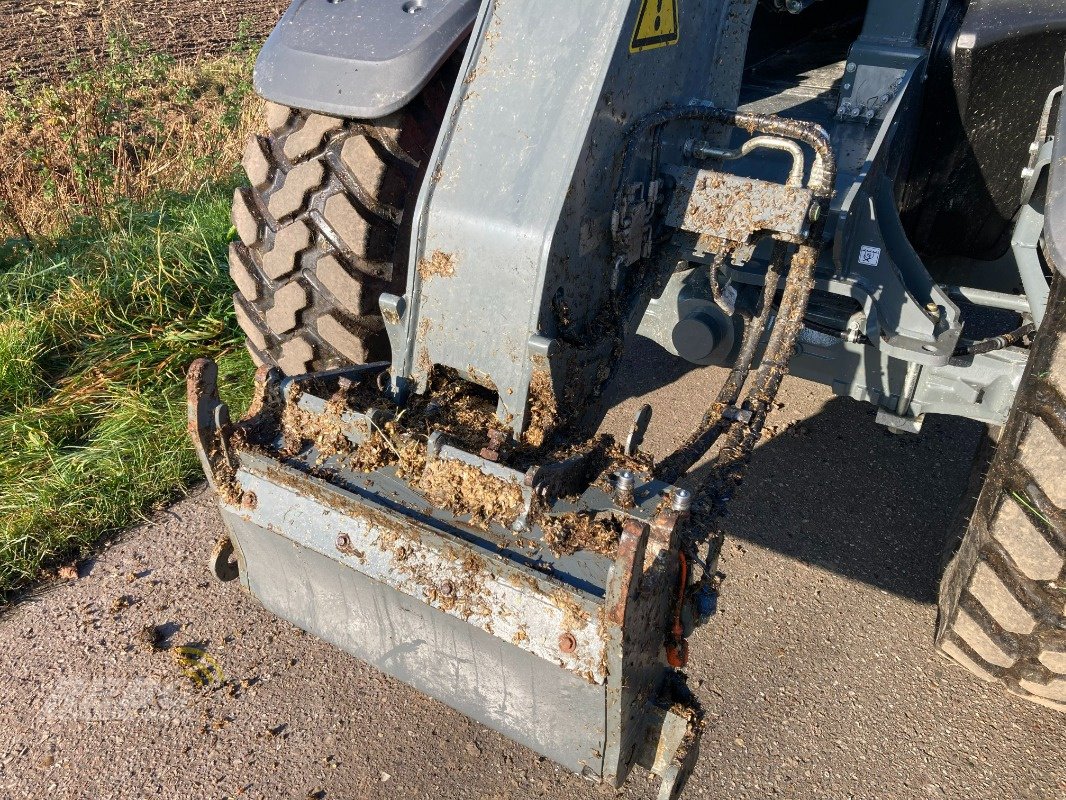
[630,0,680,53]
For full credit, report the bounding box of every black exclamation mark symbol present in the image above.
[654,0,663,31]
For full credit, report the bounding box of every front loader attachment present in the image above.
[195,0,842,786]
[188,358,701,798]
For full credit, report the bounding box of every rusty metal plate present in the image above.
[665,167,813,244]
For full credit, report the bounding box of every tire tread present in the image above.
[937,278,1066,712]
[228,65,455,373]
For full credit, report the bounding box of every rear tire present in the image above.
[936,276,1066,711]
[229,65,457,375]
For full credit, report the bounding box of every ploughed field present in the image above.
[1,0,281,87]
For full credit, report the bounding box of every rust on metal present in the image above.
[643,508,681,575]
[664,550,689,668]
[479,428,510,462]
[606,518,649,626]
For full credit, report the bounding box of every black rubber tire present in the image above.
[228,66,457,375]
[936,276,1066,711]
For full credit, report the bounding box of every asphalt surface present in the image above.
[3,344,1064,800]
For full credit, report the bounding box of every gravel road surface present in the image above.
[3,345,1063,799]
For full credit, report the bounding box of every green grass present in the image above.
[1011,490,1053,528]
[0,36,262,596]
[0,187,253,593]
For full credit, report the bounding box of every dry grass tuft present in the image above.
[0,33,261,240]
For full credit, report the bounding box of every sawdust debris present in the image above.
[418,459,523,528]
[418,250,456,280]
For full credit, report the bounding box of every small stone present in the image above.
[139,624,165,650]
[36,754,55,770]
[379,772,391,783]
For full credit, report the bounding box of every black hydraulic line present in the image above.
[609,105,836,550]
[953,322,1035,356]
[657,241,788,484]
[799,317,1030,358]
[670,234,829,558]
[717,244,788,408]
[711,237,822,486]
[650,118,836,547]
[801,318,871,345]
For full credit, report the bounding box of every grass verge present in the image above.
[0,38,260,597]
[0,187,254,596]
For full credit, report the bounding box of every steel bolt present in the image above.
[558,633,577,654]
[671,488,693,513]
[440,580,455,597]
[614,469,636,507]
[480,429,509,462]
[336,533,350,550]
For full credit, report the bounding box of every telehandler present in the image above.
[188,0,1066,795]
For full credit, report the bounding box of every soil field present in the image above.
[1,0,284,86]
